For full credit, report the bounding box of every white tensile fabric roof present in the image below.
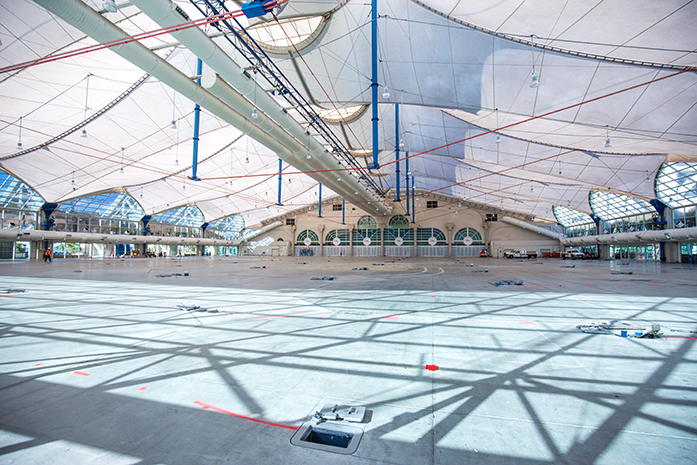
[0,0,695,226]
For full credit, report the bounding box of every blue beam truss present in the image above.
[187,0,384,197]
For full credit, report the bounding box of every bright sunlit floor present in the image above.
[0,256,695,464]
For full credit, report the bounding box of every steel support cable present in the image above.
[189,0,383,195]
[0,8,246,75]
[273,12,373,159]
[0,11,144,85]
[201,66,693,185]
[0,75,90,133]
[410,0,696,71]
[2,49,178,161]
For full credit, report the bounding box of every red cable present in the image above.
[0,9,245,75]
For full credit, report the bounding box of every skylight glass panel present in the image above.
[589,191,654,221]
[0,171,44,211]
[319,105,369,124]
[246,16,323,50]
[207,214,245,240]
[56,192,143,221]
[553,205,594,227]
[151,205,205,227]
[655,162,697,208]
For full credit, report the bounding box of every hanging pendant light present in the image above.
[17,116,22,147]
[495,108,501,144]
[306,150,311,159]
[170,120,176,130]
[81,128,87,138]
[337,174,341,181]
[251,107,258,119]
[529,35,539,88]
[604,125,612,148]
[103,0,117,13]
[382,86,390,100]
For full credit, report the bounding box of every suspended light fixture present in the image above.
[103,0,117,13]
[81,129,87,138]
[245,157,249,163]
[495,108,501,144]
[604,125,612,148]
[306,150,311,160]
[558,160,562,176]
[337,174,341,181]
[17,116,22,147]
[170,120,176,130]
[81,73,90,138]
[120,147,124,173]
[529,35,539,88]
[251,107,258,119]
[382,86,390,100]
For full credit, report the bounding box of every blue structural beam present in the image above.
[190,58,203,181]
[394,103,400,201]
[411,174,415,223]
[369,0,379,170]
[650,199,668,262]
[318,183,323,218]
[277,159,283,206]
[405,153,410,216]
[241,0,276,19]
[342,198,345,224]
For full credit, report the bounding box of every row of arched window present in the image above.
[296,225,483,246]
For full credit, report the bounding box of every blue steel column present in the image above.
[394,103,400,201]
[369,0,379,170]
[318,183,323,218]
[191,58,203,181]
[342,199,345,225]
[277,159,283,206]
[411,174,415,223]
[405,153,410,216]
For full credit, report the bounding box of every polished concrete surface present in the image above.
[0,256,696,464]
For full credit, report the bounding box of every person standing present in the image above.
[43,249,52,262]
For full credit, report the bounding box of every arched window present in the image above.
[384,227,414,246]
[324,228,350,245]
[389,215,410,229]
[454,227,483,246]
[416,228,446,246]
[296,229,319,245]
[357,216,377,230]
[353,228,381,246]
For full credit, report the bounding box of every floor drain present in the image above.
[290,422,364,455]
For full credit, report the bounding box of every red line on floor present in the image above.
[664,336,697,339]
[519,321,535,325]
[34,363,42,366]
[379,316,398,320]
[425,364,439,371]
[138,387,148,391]
[0,296,14,298]
[421,281,430,283]
[194,401,298,430]
[73,371,90,376]
[255,314,294,318]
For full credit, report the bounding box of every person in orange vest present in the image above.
[43,248,52,262]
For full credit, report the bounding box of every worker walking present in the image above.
[43,249,52,262]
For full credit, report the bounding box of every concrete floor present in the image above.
[0,256,695,464]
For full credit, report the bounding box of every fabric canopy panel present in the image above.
[0,0,694,226]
